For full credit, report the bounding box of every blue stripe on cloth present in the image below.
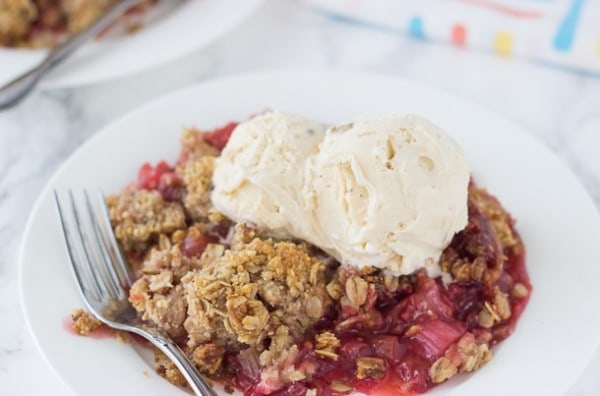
[408,15,425,39]
[553,0,585,52]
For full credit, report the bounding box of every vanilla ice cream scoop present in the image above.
[305,115,469,276]
[211,111,326,236]
[212,112,469,277]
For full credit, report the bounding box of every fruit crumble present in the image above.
[82,113,531,395]
[0,0,154,48]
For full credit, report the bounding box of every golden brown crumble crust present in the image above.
[71,308,101,335]
[191,343,225,375]
[314,331,341,361]
[356,357,386,380]
[154,347,188,388]
[182,224,333,370]
[108,188,186,252]
[0,0,37,45]
[430,332,492,383]
[0,0,154,47]
[180,156,216,222]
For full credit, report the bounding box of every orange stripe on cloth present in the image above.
[457,0,543,19]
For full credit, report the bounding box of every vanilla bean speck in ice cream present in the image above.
[211,111,470,276]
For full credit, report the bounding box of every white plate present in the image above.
[19,71,600,396]
[0,0,263,88]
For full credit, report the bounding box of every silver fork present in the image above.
[54,190,217,396]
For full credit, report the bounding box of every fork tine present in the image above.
[97,190,134,288]
[84,190,125,300]
[67,190,109,301]
[54,190,102,303]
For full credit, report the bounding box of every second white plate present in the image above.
[0,0,263,88]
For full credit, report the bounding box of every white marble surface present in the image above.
[1,1,599,395]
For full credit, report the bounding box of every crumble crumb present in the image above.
[180,127,220,161]
[108,188,186,252]
[492,286,512,320]
[356,357,385,380]
[429,356,457,383]
[326,279,344,300]
[513,283,529,298]
[315,331,340,361]
[180,156,216,221]
[383,274,399,292]
[191,343,225,375]
[115,330,129,344]
[207,208,227,224]
[439,186,517,289]
[0,0,37,45]
[136,225,211,280]
[154,347,187,388]
[469,187,517,249]
[71,309,101,335]
[344,276,369,308]
[435,332,493,384]
[329,381,353,393]
[452,333,493,373]
[230,222,257,247]
[60,0,154,34]
[477,308,495,328]
[129,276,187,337]
[61,0,115,32]
[404,324,421,337]
[315,331,341,350]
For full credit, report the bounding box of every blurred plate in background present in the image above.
[0,0,263,88]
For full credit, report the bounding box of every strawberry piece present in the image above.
[137,161,185,202]
[181,233,216,258]
[204,122,238,151]
[138,161,172,190]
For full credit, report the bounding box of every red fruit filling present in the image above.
[181,232,217,258]
[137,161,184,202]
[204,122,238,151]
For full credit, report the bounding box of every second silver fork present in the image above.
[55,190,217,396]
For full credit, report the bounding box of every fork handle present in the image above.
[147,332,218,396]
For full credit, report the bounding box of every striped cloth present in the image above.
[304,0,600,76]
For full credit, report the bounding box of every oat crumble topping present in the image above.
[356,357,386,380]
[154,347,188,388]
[108,188,186,252]
[0,0,154,47]
[71,308,102,336]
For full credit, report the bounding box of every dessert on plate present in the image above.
[0,0,154,47]
[74,111,531,395]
